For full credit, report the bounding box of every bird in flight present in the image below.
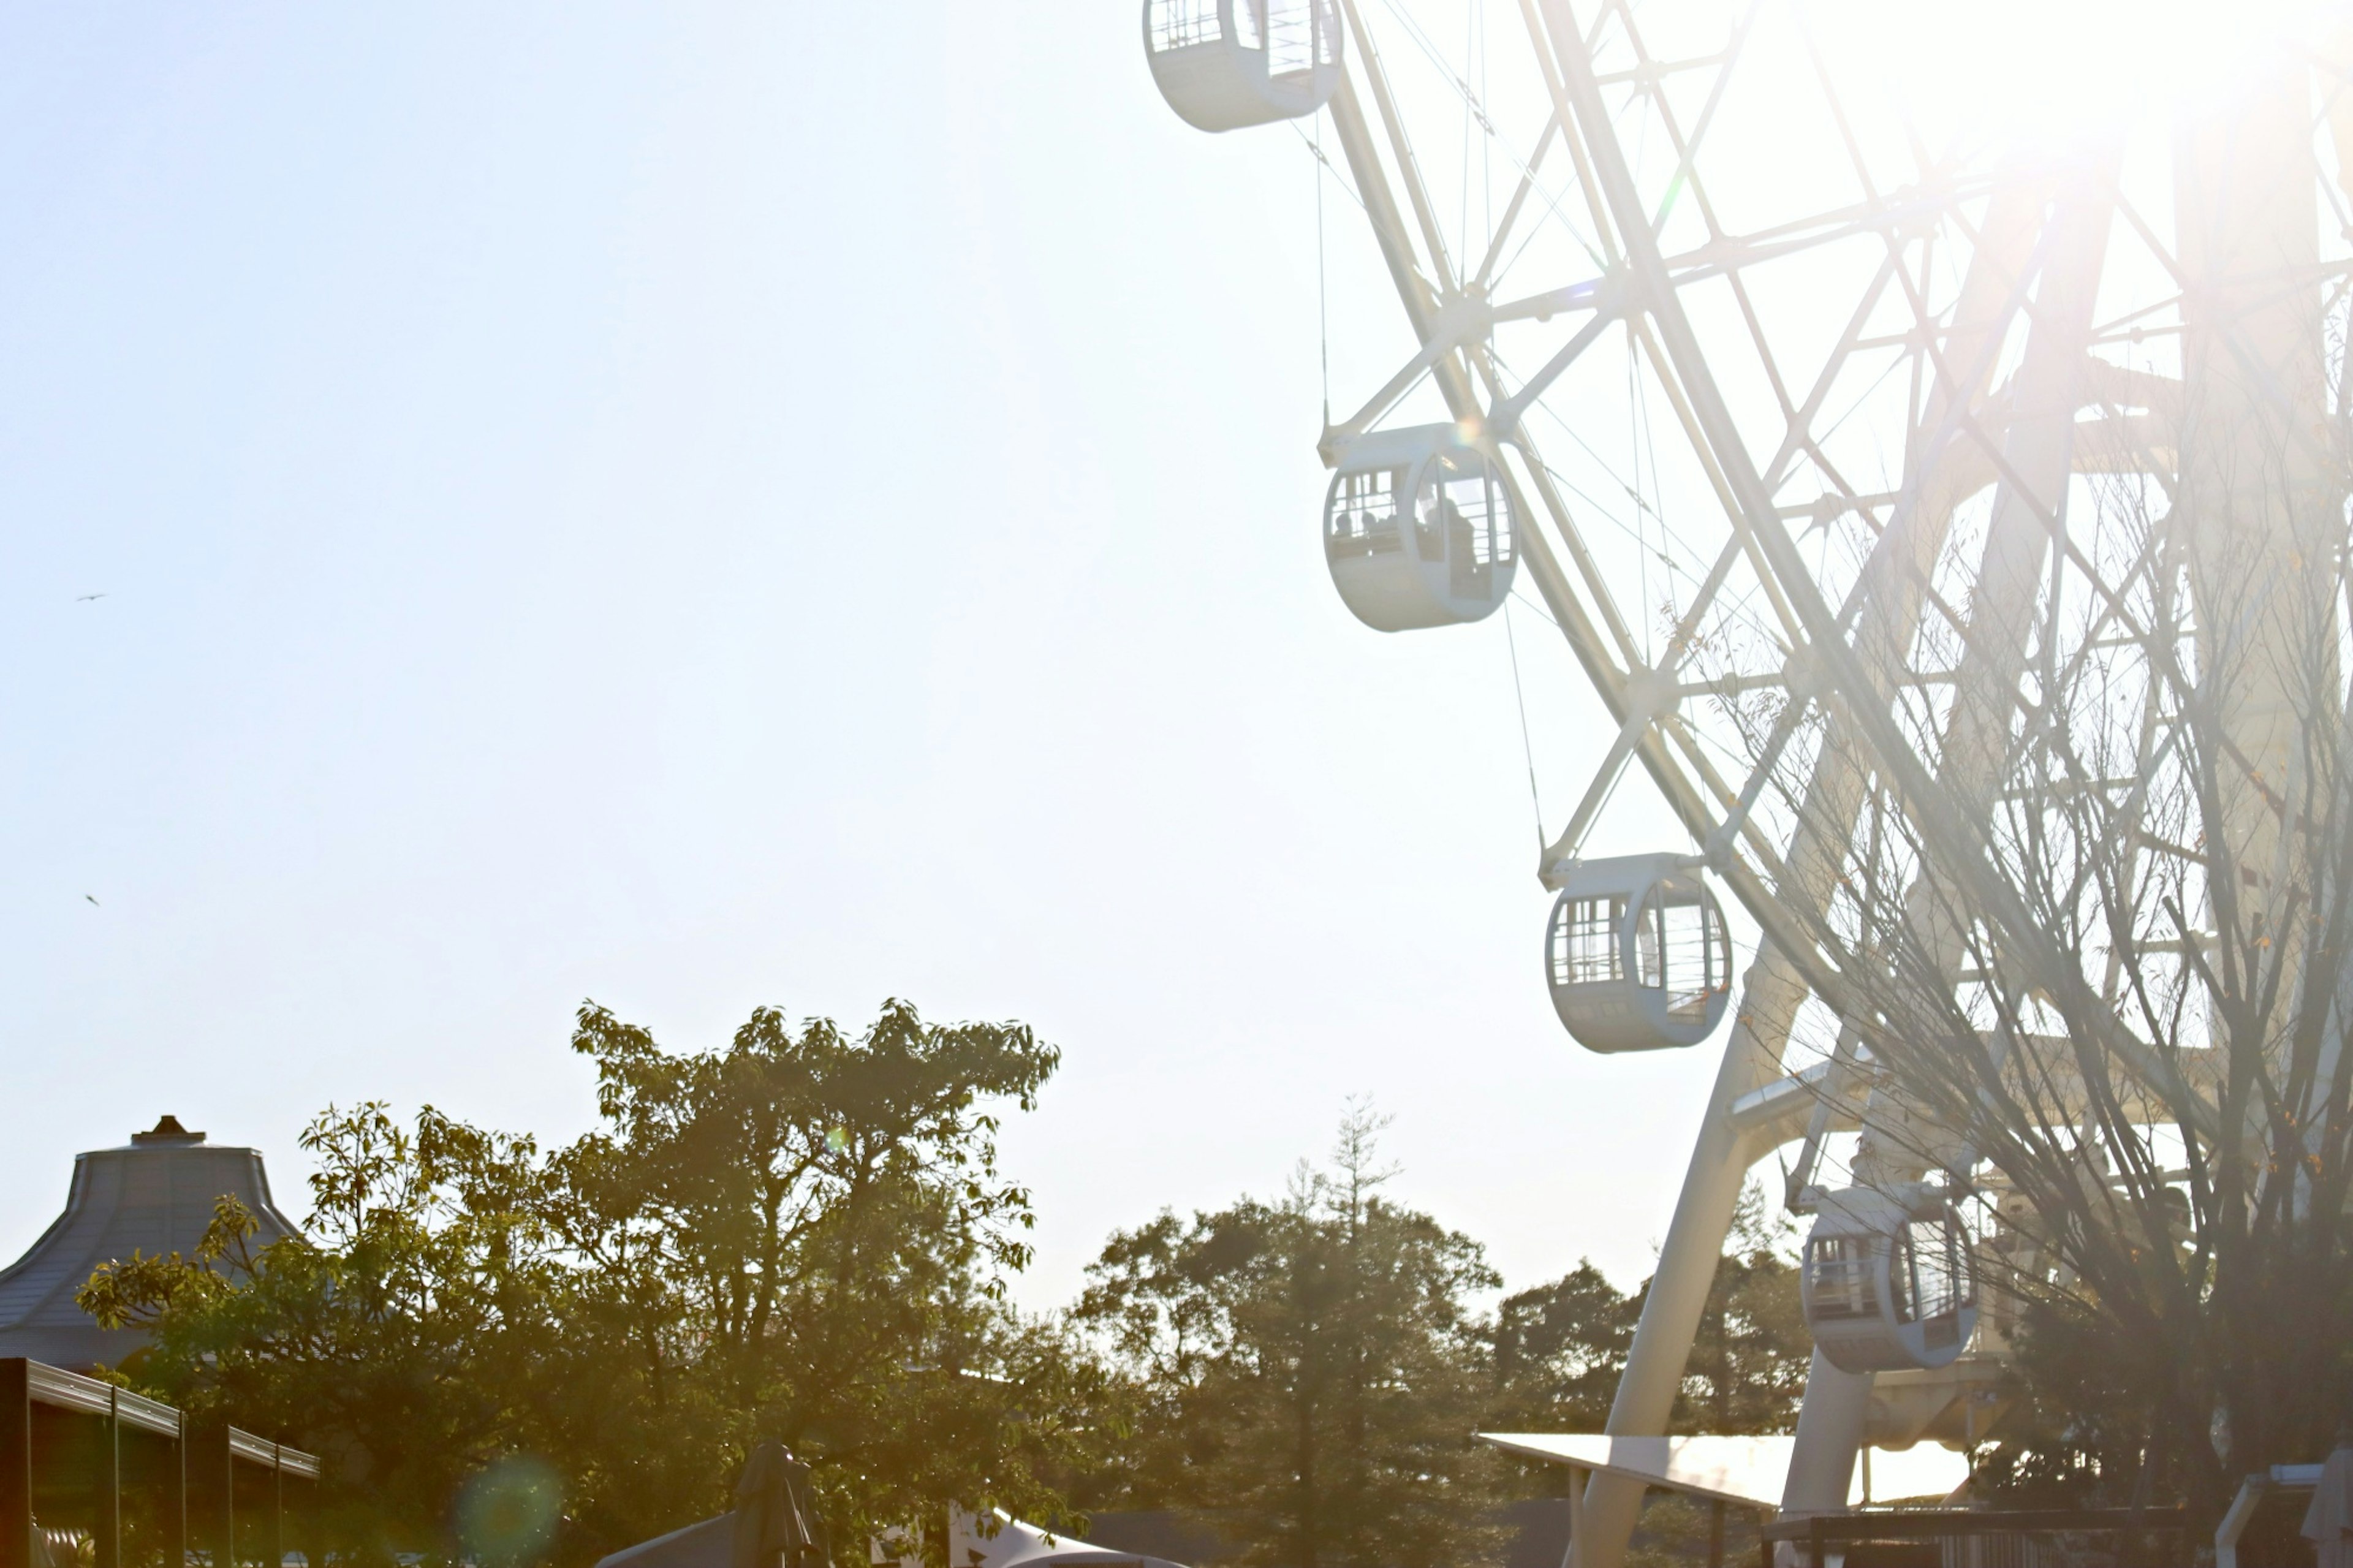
[75,593,105,602]
[84,895,99,907]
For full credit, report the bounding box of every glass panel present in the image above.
[1410,472,1444,562]
[1637,887,1728,1020]
[1327,467,1405,558]
[1906,1218,1963,1322]
[1552,896,1625,986]
[1148,0,1224,51]
[1417,455,1515,591]
[1805,1235,1879,1321]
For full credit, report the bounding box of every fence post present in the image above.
[0,1362,28,1568]
[195,1426,235,1568]
[96,1390,121,1568]
[165,1411,187,1568]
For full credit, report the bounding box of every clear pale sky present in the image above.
[0,3,1741,1312]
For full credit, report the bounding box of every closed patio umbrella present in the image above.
[731,1444,826,1568]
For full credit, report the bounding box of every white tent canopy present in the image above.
[1477,1433,1969,1510]
[941,1510,1188,1568]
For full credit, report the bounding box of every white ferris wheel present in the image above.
[1142,0,2353,1556]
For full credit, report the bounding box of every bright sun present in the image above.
[1801,0,2345,152]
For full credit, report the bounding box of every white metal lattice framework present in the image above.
[1147,0,2353,1558]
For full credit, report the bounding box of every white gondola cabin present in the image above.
[1544,854,1732,1052]
[1144,0,1343,133]
[1800,1187,1979,1373]
[1325,424,1517,632]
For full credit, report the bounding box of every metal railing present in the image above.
[1760,1506,2191,1568]
[0,1360,320,1568]
[1262,0,1338,76]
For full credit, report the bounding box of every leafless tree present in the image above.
[1711,363,2353,1518]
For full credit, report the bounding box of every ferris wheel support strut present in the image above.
[1365,0,2099,1021]
[1506,4,2109,1555]
[1778,158,2120,1531]
[1321,56,2172,1529]
[1328,17,2202,1556]
[1539,0,2213,1131]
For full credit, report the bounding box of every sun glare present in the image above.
[1802,0,2341,153]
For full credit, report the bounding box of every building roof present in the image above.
[595,1515,735,1568]
[1074,1513,1227,1567]
[596,1510,1192,1568]
[1477,1433,1970,1510]
[948,1512,1185,1568]
[0,1116,300,1370]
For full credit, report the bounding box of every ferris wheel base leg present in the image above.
[1574,992,1786,1568]
[1773,1350,1874,1566]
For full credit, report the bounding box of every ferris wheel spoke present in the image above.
[1320,306,1490,452]
[1468,111,1564,289]
[1487,305,1617,436]
[1342,0,1469,294]
[1606,0,1759,238]
[1493,469,1814,909]
[1498,425,1814,884]
[1539,0,1886,695]
[1591,50,1733,89]
[1569,3,1852,458]
[1325,79,1458,365]
[1758,248,1908,488]
[1502,421,1655,657]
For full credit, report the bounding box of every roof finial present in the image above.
[131,1116,205,1146]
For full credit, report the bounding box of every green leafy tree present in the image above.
[81,1000,1099,1568]
[81,1105,566,1566]
[1488,1183,1807,1447]
[1672,1183,1809,1436]
[1077,1108,1502,1568]
[542,1000,1080,1555]
[1488,1261,1639,1435]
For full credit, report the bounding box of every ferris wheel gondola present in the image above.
[1543,855,1732,1052]
[1800,1187,1980,1373]
[1143,0,1341,132]
[1322,424,1517,631]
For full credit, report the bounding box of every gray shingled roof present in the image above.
[0,1116,300,1369]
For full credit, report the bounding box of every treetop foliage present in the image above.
[80,1001,1086,1568]
[1074,1107,1504,1568]
[76,1021,1811,1568]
